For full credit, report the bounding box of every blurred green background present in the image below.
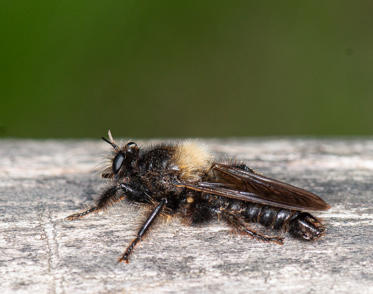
[1,1,373,138]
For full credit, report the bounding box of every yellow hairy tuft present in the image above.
[173,141,212,181]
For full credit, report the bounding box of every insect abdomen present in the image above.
[242,204,295,230]
[228,201,325,241]
[287,212,325,240]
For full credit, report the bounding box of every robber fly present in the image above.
[66,131,330,263]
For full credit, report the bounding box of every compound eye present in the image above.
[112,153,125,174]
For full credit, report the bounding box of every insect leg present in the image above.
[222,212,284,244]
[66,186,121,220]
[118,198,167,263]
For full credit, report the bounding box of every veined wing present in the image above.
[177,163,330,211]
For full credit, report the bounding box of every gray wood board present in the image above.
[1,139,372,294]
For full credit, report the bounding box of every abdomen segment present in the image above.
[227,201,325,241]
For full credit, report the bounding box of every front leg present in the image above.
[66,183,147,221]
[66,186,121,220]
[118,198,167,263]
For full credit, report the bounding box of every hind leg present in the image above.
[223,211,284,244]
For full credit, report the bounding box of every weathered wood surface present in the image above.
[1,138,372,294]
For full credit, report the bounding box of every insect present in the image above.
[66,131,330,263]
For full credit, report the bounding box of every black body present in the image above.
[67,136,330,263]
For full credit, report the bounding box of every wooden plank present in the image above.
[1,139,372,294]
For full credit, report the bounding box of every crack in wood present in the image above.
[39,208,65,294]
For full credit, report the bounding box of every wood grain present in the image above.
[1,138,372,294]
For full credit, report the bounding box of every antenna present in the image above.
[101,129,119,151]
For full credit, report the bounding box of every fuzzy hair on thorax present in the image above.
[172,141,213,182]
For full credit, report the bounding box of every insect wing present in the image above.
[178,163,330,211]
[177,182,308,210]
[213,163,330,211]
